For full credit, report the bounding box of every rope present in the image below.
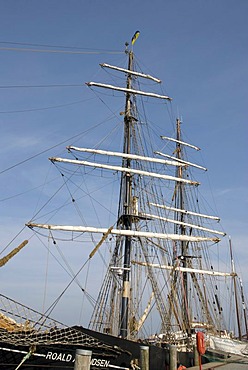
[14,346,35,370]
[0,46,123,55]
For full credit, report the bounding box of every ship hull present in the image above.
[0,326,169,369]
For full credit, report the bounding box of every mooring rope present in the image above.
[14,346,35,370]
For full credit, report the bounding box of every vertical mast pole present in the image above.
[175,118,190,332]
[119,49,134,338]
[239,277,248,340]
[229,237,242,340]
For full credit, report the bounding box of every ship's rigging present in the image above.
[25,48,237,344]
[1,37,248,370]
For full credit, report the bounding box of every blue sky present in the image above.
[0,0,247,324]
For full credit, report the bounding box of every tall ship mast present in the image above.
[1,35,248,369]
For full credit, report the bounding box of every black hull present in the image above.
[0,326,169,370]
[0,326,202,369]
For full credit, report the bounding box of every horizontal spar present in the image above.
[100,63,162,83]
[161,135,200,151]
[49,157,200,186]
[26,223,220,243]
[140,212,225,236]
[149,202,220,221]
[155,151,207,171]
[86,82,172,100]
[49,157,199,186]
[133,261,235,277]
[67,146,184,167]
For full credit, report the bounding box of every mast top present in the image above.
[131,31,140,46]
[125,31,140,53]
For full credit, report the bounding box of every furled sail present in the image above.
[86,82,172,100]
[67,146,184,167]
[149,202,220,221]
[155,151,207,171]
[161,135,200,151]
[100,63,162,83]
[49,157,199,185]
[140,212,225,236]
[26,223,220,243]
[133,261,236,277]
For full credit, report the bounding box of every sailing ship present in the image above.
[1,35,248,369]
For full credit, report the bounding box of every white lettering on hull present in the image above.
[91,358,110,367]
[45,352,111,367]
[46,351,73,362]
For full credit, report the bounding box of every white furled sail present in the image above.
[155,151,207,171]
[149,202,220,221]
[49,157,199,186]
[26,223,220,243]
[161,136,200,151]
[86,82,172,100]
[140,212,225,236]
[100,63,162,83]
[67,146,184,167]
[133,261,235,277]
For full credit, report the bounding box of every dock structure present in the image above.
[187,354,248,369]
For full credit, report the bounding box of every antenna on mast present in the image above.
[125,42,129,54]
